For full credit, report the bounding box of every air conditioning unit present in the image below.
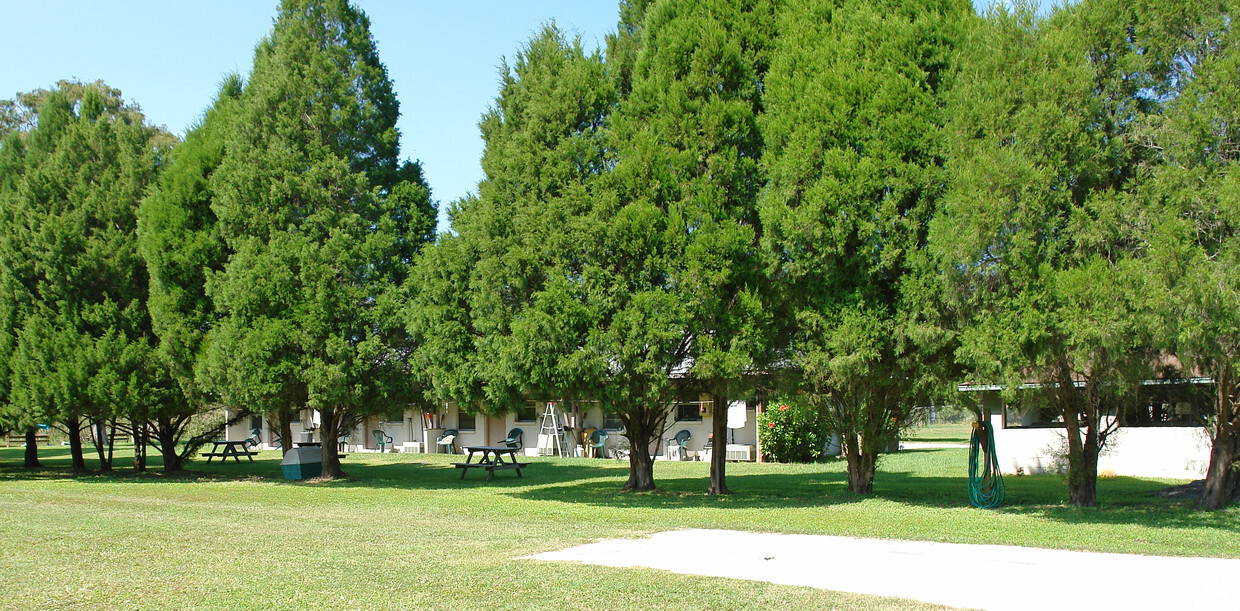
[725,444,754,461]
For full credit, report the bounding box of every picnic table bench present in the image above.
[453,445,527,481]
[202,439,259,463]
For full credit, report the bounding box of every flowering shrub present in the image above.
[757,399,834,463]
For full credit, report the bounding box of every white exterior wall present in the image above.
[658,396,758,459]
[224,413,426,452]
[364,416,422,451]
[984,393,1211,480]
[223,393,762,458]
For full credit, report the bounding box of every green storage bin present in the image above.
[280,446,322,480]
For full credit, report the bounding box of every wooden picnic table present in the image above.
[202,439,258,463]
[453,445,527,481]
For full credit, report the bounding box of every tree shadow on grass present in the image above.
[0,446,626,490]
[507,462,1240,531]
[5,447,1234,530]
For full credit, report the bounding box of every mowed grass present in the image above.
[1,443,1237,610]
[907,422,975,444]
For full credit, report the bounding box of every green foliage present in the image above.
[1135,0,1240,509]
[757,399,833,463]
[206,0,434,475]
[760,0,969,492]
[930,0,1166,505]
[0,81,170,467]
[3,0,1235,506]
[408,24,613,416]
[0,79,175,149]
[591,0,778,491]
[136,76,245,470]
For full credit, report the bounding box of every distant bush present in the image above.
[758,399,833,463]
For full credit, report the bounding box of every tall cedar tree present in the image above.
[137,76,246,473]
[932,0,1156,506]
[599,0,775,492]
[0,98,31,464]
[407,25,613,428]
[0,81,168,471]
[406,214,486,416]
[760,0,968,494]
[207,0,434,479]
[1138,0,1240,510]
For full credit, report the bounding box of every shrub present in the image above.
[758,399,834,463]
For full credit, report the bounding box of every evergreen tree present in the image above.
[0,82,168,471]
[406,216,486,415]
[597,0,776,492]
[137,75,246,473]
[761,0,969,494]
[1138,0,1240,510]
[408,24,613,427]
[932,0,1156,506]
[0,121,31,465]
[207,0,434,479]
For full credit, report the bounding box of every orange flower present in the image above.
[779,404,789,412]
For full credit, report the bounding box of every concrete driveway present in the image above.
[527,529,1239,610]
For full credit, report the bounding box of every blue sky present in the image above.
[2,1,619,232]
[3,1,1030,232]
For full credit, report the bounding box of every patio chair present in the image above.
[503,428,524,451]
[245,428,262,450]
[338,432,351,453]
[588,429,608,458]
[436,429,459,454]
[373,429,393,453]
[667,430,691,461]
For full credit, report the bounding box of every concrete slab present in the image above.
[525,529,1240,610]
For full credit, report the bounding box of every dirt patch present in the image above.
[1156,480,1205,499]
[1157,479,1240,503]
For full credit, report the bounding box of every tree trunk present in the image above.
[707,392,730,495]
[843,436,876,494]
[1059,392,1100,507]
[623,416,657,492]
[319,406,345,480]
[279,418,294,457]
[132,423,147,473]
[67,417,87,472]
[157,421,184,473]
[1066,426,1099,507]
[105,417,117,469]
[624,444,656,491]
[1067,451,1099,506]
[23,428,42,468]
[90,420,113,471]
[1200,420,1239,510]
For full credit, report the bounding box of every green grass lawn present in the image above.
[906,422,975,444]
[1,444,1236,610]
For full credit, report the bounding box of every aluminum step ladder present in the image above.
[537,403,569,457]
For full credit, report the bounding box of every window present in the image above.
[1002,398,1061,428]
[675,402,702,422]
[250,415,263,431]
[458,411,477,431]
[602,410,624,431]
[515,402,538,423]
[1121,395,1205,427]
[1004,386,1208,428]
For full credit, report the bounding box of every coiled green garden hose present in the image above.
[968,420,1005,508]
